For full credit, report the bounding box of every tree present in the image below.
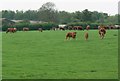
[81,9,92,22]
[23,10,38,20]
[96,13,108,23]
[118,14,120,24]
[73,11,82,22]
[1,8,117,25]
[91,11,99,22]
[104,14,118,24]
[58,11,73,24]
[14,10,24,20]
[39,2,56,11]
[38,2,59,23]
[2,10,15,19]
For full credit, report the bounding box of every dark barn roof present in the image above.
[0,18,15,26]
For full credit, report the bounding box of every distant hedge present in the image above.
[67,22,115,29]
[2,22,117,31]
[2,22,58,31]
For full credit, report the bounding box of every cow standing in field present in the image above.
[98,26,101,30]
[58,25,66,31]
[66,32,77,40]
[6,28,17,33]
[85,32,89,40]
[99,27,106,39]
[23,27,29,31]
[86,25,90,30]
[77,26,83,30]
[73,26,83,30]
[38,28,43,32]
[14,28,17,32]
[59,27,65,31]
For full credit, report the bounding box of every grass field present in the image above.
[0,32,2,80]
[2,30,118,79]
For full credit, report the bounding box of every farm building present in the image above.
[58,24,67,28]
[0,18,15,26]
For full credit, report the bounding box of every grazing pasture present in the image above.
[2,30,118,79]
[0,32,2,80]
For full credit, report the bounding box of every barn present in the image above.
[0,18,15,31]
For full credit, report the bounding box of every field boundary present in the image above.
[1,79,119,81]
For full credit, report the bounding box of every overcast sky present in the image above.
[0,0,119,15]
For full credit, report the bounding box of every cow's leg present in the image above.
[66,37,68,40]
[100,33,102,39]
[102,33,105,39]
[68,37,70,40]
[100,32,104,39]
[99,32,102,39]
[12,30,14,33]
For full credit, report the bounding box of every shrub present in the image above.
[2,22,58,31]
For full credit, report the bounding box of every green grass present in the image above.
[0,32,2,80]
[2,30,118,79]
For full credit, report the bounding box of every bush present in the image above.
[2,22,58,31]
[67,22,102,29]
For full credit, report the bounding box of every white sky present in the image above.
[0,0,119,15]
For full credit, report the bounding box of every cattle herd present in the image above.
[6,25,108,40]
[66,25,106,40]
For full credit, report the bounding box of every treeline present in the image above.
[2,9,118,25]
[1,2,119,25]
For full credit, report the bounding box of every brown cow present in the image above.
[72,26,77,30]
[77,26,83,30]
[23,27,29,31]
[6,28,17,33]
[14,28,17,32]
[73,26,83,30]
[85,32,89,40]
[66,32,77,40]
[86,25,90,30]
[98,26,101,30]
[99,27,106,39]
